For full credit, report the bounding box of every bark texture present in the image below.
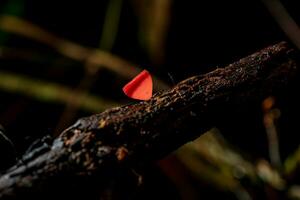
[0,42,298,199]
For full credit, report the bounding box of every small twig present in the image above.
[262,97,282,170]
[0,71,117,112]
[0,15,169,91]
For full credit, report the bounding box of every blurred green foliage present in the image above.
[0,0,300,199]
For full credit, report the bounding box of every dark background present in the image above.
[0,0,300,199]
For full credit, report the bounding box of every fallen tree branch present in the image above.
[0,42,298,199]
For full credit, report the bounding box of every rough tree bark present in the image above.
[0,42,298,199]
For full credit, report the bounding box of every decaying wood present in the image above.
[0,42,298,199]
